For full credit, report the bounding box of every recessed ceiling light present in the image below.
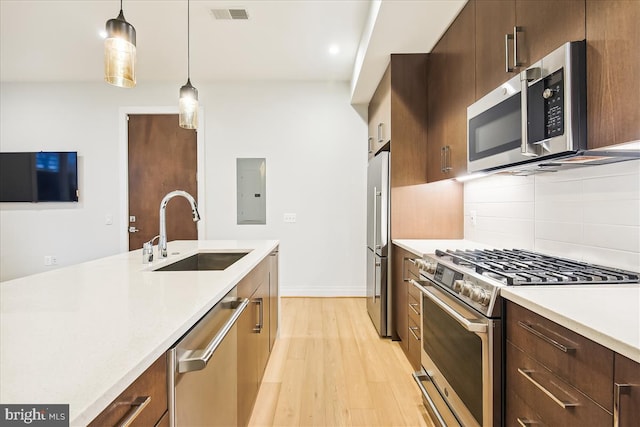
[328,44,340,55]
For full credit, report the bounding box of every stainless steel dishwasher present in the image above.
[167,288,249,426]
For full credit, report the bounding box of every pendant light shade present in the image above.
[179,0,198,129]
[104,1,136,88]
[179,79,199,129]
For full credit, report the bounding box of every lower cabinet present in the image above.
[88,354,168,427]
[237,255,273,427]
[391,244,422,370]
[505,301,615,426]
[614,353,640,427]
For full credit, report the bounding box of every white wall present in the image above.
[464,160,640,271]
[0,81,368,296]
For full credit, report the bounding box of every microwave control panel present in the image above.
[527,68,565,142]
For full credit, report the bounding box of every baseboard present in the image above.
[280,284,366,297]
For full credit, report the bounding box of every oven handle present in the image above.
[412,372,448,427]
[409,279,487,334]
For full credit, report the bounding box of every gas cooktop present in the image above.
[433,248,639,286]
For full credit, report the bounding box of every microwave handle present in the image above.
[520,67,542,157]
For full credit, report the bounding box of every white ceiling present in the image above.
[0,0,465,104]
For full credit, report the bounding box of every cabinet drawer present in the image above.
[407,292,421,327]
[506,302,614,411]
[89,354,167,427]
[506,343,612,426]
[407,317,422,371]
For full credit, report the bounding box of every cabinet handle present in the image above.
[368,136,373,153]
[377,123,384,143]
[517,321,575,353]
[253,297,264,332]
[440,146,445,173]
[444,146,452,172]
[614,382,633,427]
[409,326,420,341]
[117,396,152,427]
[505,33,514,72]
[513,26,523,68]
[517,368,579,409]
[409,302,420,316]
[517,418,543,427]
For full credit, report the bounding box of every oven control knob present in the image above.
[416,259,436,274]
[452,279,465,293]
[470,287,491,306]
[543,88,554,99]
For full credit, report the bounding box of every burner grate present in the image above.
[435,248,640,285]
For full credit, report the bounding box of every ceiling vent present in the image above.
[211,8,249,20]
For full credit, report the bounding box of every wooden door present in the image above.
[427,0,475,182]
[515,0,585,69]
[586,0,640,149]
[615,353,640,427]
[475,0,516,99]
[127,114,198,250]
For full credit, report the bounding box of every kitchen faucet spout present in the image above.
[159,190,200,258]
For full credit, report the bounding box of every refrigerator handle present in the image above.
[374,258,381,301]
[373,186,382,251]
[373,186,378,251]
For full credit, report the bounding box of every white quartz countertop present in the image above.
[0,239,279,426]
[392,239,493,257]
[501,285,640,363]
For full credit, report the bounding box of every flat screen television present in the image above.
[0,152,78,202]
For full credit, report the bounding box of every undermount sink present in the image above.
[154,251,250,272]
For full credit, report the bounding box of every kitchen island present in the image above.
[0,239,279,425]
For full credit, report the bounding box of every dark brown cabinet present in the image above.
[427,0,475,182]
[391,244,422,370]
[368,67,392,159]
[89,354,168,427]
[586,0,640,149]
[614,353,640,427]
[475,0,585,100]
[505,301,614,426]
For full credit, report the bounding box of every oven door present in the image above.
[412,280,501,427]
[467,74,522,173]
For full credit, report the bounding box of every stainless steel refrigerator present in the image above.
[366,150,390,336]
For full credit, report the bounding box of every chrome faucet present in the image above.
[158,190,201,258]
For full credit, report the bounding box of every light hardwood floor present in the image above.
[248,297,435,427]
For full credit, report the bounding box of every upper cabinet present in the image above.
[475,0,585,100]
[586,0,640,149]
[368,67,392,159]
[427,1,475,182]
[368,54,429,186]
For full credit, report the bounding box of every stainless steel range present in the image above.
[411,248,639,427]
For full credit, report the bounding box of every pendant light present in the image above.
[104,0,137,88]
[179,0,198,129]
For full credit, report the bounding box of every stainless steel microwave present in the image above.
[467,41,587,173]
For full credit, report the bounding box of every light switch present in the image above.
[105,214,113,225]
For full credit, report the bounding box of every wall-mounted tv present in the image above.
[0,152,78,202]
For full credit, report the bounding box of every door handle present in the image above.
[177,297,249,373]
[513,26,523,68]
[128,226,140,233]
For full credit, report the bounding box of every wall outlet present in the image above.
[283,213,297,223]
[44,256,58,266]
[470,210,477,227]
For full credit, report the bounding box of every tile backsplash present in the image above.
[464,160,640,271]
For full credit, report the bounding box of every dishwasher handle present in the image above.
[177,297,250,373]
